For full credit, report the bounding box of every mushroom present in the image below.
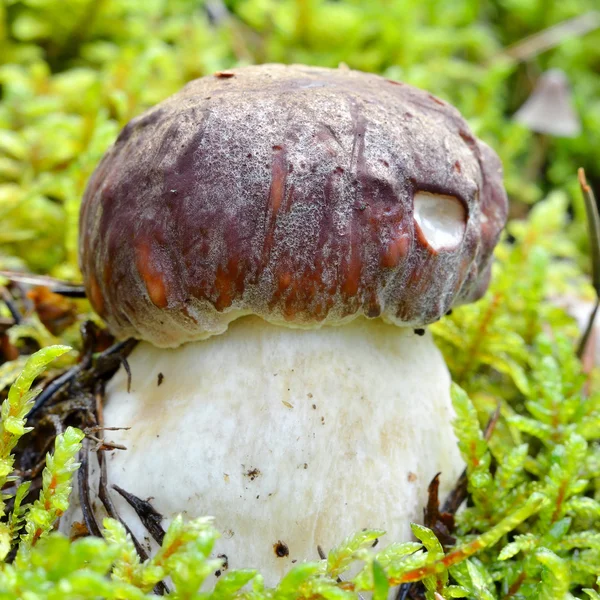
[70,65,507,583]
[513,69,581,185]
[513,69,581,138]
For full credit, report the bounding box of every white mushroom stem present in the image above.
[65,317,463,585]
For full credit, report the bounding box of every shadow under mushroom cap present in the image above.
[79,64,508,347]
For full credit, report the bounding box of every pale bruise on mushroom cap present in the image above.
[69,64,508,584]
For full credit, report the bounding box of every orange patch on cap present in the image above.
[89,276,105,316]
[341,245,362,297]
[278,271,292,289]
[136,241,168,308]
[283,280,300,320]
[381,233,410,267]
[214,265,234,311]
[269,147,287,212]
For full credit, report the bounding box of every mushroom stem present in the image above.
[65,317,463,585]
[524,132,550,183]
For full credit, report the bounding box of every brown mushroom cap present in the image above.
[80,64,507,347]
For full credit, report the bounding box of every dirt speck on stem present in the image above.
[273,541,289,557]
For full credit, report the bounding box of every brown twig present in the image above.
[503,570,527,599]
[0,286,23,324]
[26,336,136,420]
[6,323,147,585]
[112,484,166,545]
[77,438,102,537]
[0,271,86,298]
[86,434,127,452]
[121,356,132,393]
[93,338,138,378]
[27,361,90,419]
[13,414,63,479]
[423,474,456,547]
[396,584,411,600]
[95,386,126,523]
[85,426,131,433]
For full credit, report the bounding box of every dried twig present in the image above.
[112,484,166,545]
[400,469,464,600]
[0,286,23,324]
[423,474,455,547]
[497,11,600,62]
[86,434,127,451]
[396,584,411,600]
[77,438,102,537]
[95,386,125,523]
[27,360,90,419]
[396,583,427,600]
[121,356,132,393]
[0,271,86,298]
[85,426,131,433]
[26,323,98,418]
[94,338,138,378]
[26,336,136,419]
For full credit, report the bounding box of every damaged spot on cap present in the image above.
[413,192,467,253]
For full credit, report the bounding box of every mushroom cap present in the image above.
[80,64,508,347]
[514,69,581,138]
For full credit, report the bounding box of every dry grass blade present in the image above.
[498,11,600,62]
[577,168,600,359]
